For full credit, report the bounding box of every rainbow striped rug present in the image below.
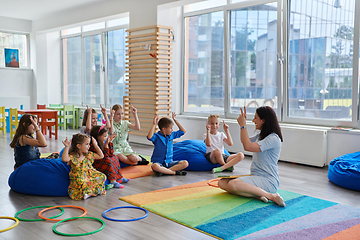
[120,180,360,240]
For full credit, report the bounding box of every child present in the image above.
[62,133,106,200]
[90,125,130,189]
[80,105,111,135]
[204,114,244,173]
[110,104,148,165]
[147,113,188,176]
[10,114,47,169]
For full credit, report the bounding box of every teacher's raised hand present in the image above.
[237,106,247,127]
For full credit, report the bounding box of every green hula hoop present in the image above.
[15,205,65,222]
[53,216,105,236]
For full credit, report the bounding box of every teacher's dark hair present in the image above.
[256,106,283,142]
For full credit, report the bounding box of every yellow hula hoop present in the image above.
[0,216,19,233]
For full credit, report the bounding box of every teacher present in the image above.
[218,106,285,207]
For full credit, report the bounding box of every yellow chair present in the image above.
[10,108,19,138]
[0,106,6,135]
[58,105,76,129]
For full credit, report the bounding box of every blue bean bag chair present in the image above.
[173,139,229,171]
[8,158,71,196]
[9,148,129,196]
[328,151,360,191]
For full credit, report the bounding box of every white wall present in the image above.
[1,0,359,166]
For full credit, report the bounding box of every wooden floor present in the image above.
[0,128,359,239]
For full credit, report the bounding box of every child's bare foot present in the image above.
[271,193,285,207]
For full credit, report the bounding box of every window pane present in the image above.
[61,27,81,36]
[183,11,225,114]
[107,29,127,106]
[107,17,129,28]
[288,0,354,120]
[184,0,226,13]
[84,34,104,105]
[230,3,278,115]
[63,37,82,104]
[83,22,105,32]
[0,32,28,68]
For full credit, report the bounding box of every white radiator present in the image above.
[279,125,328,167]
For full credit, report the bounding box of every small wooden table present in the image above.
[18,109,58,140]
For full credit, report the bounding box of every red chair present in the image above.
[37,104,46,109]
[40,111,58,140]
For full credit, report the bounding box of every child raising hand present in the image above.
[204,114,244,173]
[62,133,106,200]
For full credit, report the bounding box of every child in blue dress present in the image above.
[10,114,47,169]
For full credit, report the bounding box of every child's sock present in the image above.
[175,170,187,176]
[212,167,223,173]
[112,182,124,188]
[105,184,114,190]
[119,178,130,183]
[224,166,234,172]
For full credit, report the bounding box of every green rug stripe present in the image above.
[145,194,252,226]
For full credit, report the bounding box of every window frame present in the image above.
[181,0,360,127]
[61,23,128,108]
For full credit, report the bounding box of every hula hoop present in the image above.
[53,216,105,236]
[207,178,220,188]
[15,205,65,222]
[0,216,19,233]
[38,205,87,222]
[102,206,148,222]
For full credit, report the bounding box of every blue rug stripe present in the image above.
[196,196,337,240]
[199,190,304,226]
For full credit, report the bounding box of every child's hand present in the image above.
[223,120,229,131]
[100,104,107,116]
[110,108,115,119]
[29,116,39,129]
[206,121,211,131]
[86,105,93,113]
[130,105,137,115]
[91,136,99,147]
[107,133,117,143]
[153,114,159,125]
[172,112,177,121]
[62,137,71,147]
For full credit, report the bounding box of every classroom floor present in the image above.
[0,128,359,239]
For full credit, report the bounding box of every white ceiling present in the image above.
[0,0,110,21]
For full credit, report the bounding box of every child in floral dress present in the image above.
[90,125,130,189]
[62,133,106,200]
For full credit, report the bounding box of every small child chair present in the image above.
[10,108,19,138]
[0,106,6,135]
[58,105,76,129]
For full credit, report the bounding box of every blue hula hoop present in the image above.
[102,206,148,222]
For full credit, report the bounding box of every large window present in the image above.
[229,3,278,115]
[62,17,128,107]
[62,37,81,104]
[287,0,355,121]
[0,31,29,68]
[183,0,359,127]
[184,11,225,114]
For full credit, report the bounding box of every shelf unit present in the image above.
[124,25,173,137]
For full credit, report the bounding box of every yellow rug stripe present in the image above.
[121,185,218,206]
